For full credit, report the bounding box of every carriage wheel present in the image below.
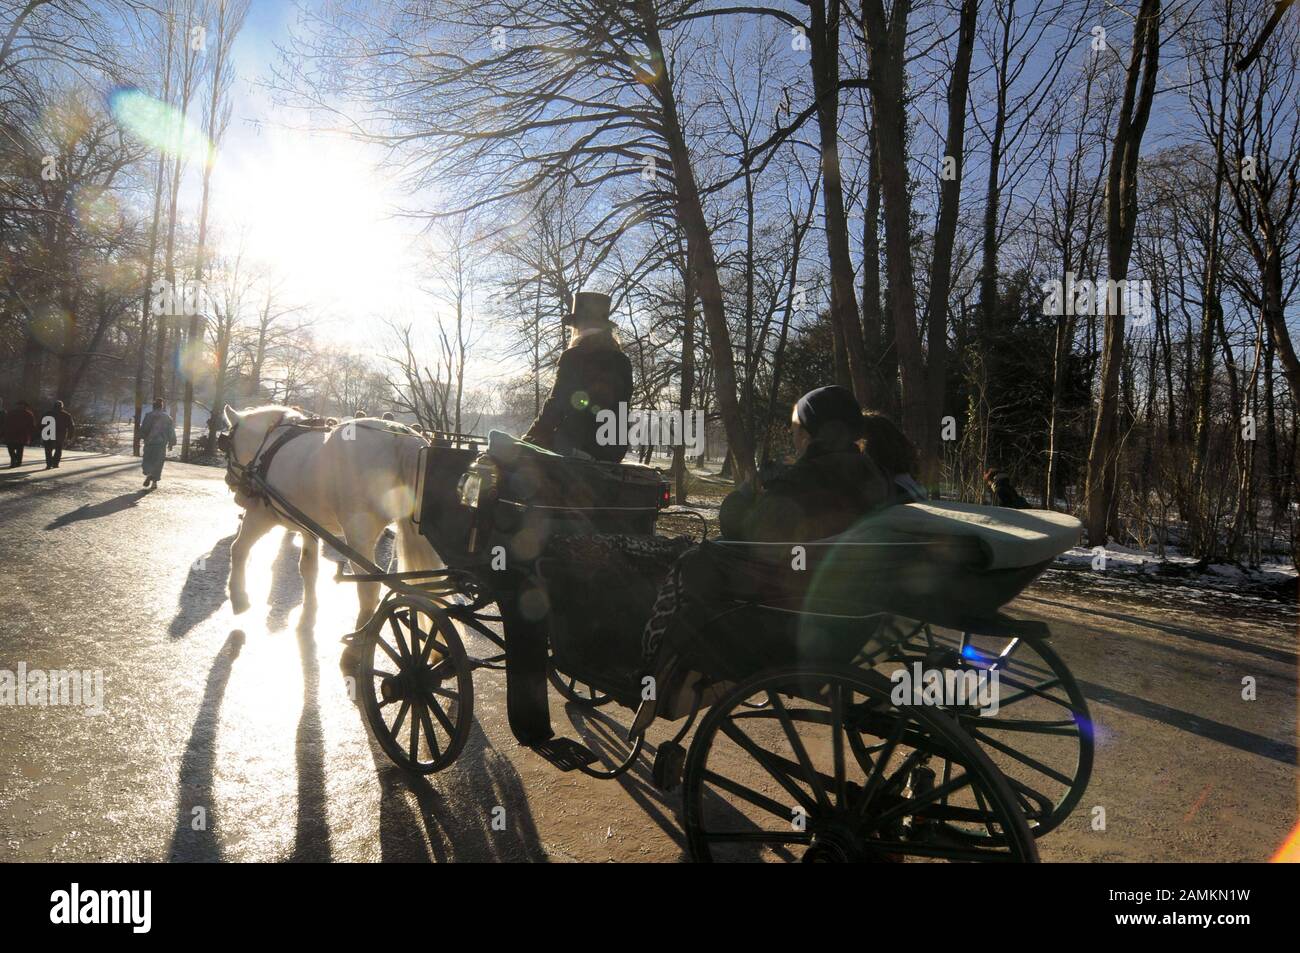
[359,596,474,774]
[547,662,614,708]
[682,665,1038,863]
[863,621,1092,839]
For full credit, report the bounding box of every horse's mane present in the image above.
[237,404,307,420]
[236,406,425,439]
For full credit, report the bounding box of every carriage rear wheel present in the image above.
[359,596,474,774]
[682,665,1038,863]
[862,622,1092,839]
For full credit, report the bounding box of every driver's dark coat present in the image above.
[523,334,633,462]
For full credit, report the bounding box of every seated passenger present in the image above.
[719,385,890,542]
[860,411,928,503]
[522,291,633,463]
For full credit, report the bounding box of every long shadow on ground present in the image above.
[167,629,245,862]
[169,534,236,638]
[43,489,149,529]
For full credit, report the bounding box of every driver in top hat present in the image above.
[522,291,633,463]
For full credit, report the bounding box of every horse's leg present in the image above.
[299,532,319,608]
[340,516,384,631]
[229,503,276,614]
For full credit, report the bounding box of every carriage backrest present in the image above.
[484,430,663,548]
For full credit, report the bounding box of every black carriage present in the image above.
[259,430,1089,862]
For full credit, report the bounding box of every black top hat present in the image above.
[564,291,614,328]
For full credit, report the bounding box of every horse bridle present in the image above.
[221,411,301,499]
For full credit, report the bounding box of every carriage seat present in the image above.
[692,502,1081,633]
[481,430,664,553]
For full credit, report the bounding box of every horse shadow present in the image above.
[365,722,548,862]
[289,608,331,861]
[169,534,236,638]
[44,490,149,530]
[267,531,306,634]
[166,629,245,862]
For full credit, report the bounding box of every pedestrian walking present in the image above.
[4,400,36,468]
[41,400,75,469]
[140,399,176,488]
[984,468,1031,509]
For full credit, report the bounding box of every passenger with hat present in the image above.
[719,385,891,542]
[522,291,633,463]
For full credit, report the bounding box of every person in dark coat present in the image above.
[719,385,891,542]
[861,411,927,503]
[522,291,633,464]
[985,468,1030,509]
[41,400,75,469]
[4,401,36,468]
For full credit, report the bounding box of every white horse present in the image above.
[222,405,441,629]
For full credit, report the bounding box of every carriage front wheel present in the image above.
[682,665,1038,862]
[358,596,474,774]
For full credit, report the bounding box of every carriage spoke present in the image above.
[767,691,831,812]
[389,613,412,659]
[375,635,403,667]
[972,779,999,840]
[867,768,978,831]
[408,704,421,763]
[417,701,441,762]
[390,699,410,736]
[424,692,456,737]
[857,717,906,816]
[718,719,818,815]
[700,768,799,823]
[418,625,448,666]
[990,673,1067,709]
[969,727,1075,786]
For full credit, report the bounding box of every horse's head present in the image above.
[222,404,304,470]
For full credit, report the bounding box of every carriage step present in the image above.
[526,737,600,772]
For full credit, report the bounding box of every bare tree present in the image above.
[1084,0,1161,544]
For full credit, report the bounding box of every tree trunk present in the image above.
[1084,0,1160,545]
[809,0,870,404]
[861,0,926,451]
[922,0,978,487]
[639,0,755,482]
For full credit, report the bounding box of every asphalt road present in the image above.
[0,451,1294,862]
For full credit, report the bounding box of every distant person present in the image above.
[4,400,36,468]
[353,409,368,419]
[140,399,176,488]
[381,411,396,421]
[985,468,1030,509]
[522,291,633,463]
[41,400,75,470]
[860,411,927,503]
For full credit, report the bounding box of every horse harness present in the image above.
[222,413,334,502]
[221,414,431,503]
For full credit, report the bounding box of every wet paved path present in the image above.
[0,452,1293,861]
